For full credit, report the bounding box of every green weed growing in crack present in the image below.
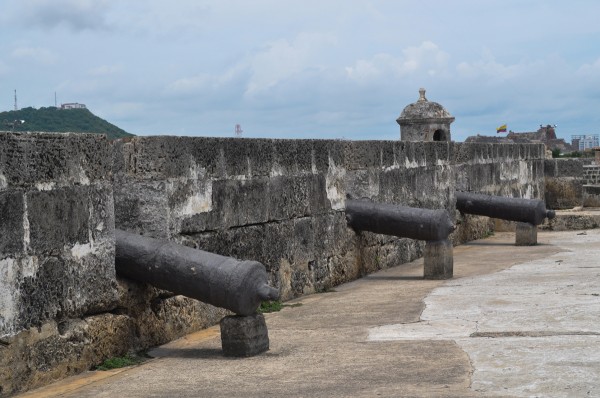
[95,352,149,371]
[258,300,303,313]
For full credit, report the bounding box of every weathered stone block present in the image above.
[0,314,134,396]
[88,183,115,242]
[423,239,453,279]
[307,174,330,215]
[12,242,117,333]
[27,187,90,253]
[515,222,537,246]
[583,185,600,208]
[271,140,300,175]
[220,313,269,357]
[220,178,270,226]
[0,133,111,188]
[544,177,583,209]
[311,140,345,173]
[293,140,317,173]
[451,214,494,245]
[345,141,382,170]
[119,137,189,178]
[543,159,557,177]
[0,191,24,255]
[189,138,227,177]
[116,277,229,350]
[557,159,584,177]
[218,139,273,177]
[312,213,354,258]
[346,169,380,201]
[267,176,310,221]
[113,180,169,238]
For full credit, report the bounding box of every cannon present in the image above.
[115,229,279,316]
[455,192,556,245]
[345,200,455,241]
[345,199,455,279]
[455,192,555,226]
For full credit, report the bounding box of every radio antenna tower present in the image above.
[14,89,17,111]
[235,124,243,137]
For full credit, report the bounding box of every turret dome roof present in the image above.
[397,88,454,122]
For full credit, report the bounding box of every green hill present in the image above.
[1,107,133,139]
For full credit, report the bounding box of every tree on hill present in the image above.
[0,107,133,140]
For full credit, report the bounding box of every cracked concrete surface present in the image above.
[19,230,600,398]
[370,230,600,397]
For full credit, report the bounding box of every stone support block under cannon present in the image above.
[115,229,279,356]
[455,191,556,246]
[345,200,455,279]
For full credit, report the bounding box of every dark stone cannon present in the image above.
[345,199,455,279]
[115,229,279,356]
[455,191,556,245]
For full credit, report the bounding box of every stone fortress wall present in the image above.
[543,158,600,209]
[582,163,600,207]
[583,164,600,185]
[1,132,546,395]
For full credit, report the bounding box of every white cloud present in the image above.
[345,41,449,82]
[401,41,449,74]
[88,65,122,77]
[11,47,57,65]
[577,58,600,77]
[165,63,247,97]
[163,31,338,101]
[456,49,523,81]
[166,74,213,95]
[244,32,337,96]
[101,102,145,119]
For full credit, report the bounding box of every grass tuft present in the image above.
[258,300,303,313]
[95,354,144,371]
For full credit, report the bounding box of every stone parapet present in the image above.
[0,134,548,395]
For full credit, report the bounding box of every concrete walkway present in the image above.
[20,230,600,397]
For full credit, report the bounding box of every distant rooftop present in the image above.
[61,103,86,110]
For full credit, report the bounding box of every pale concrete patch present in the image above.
[462,336,600,397]
[369,319,477,341]
[369,230,600,397]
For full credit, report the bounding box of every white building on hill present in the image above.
[61,103,86,110]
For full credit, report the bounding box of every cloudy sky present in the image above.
[1,0,600,141]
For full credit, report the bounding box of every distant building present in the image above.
[61,103,86,110]
[465,124,575,153]
[571,134,599,151]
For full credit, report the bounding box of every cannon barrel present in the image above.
[345,200,455,241]
[115,229,279,316]
[455,192,556,226]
